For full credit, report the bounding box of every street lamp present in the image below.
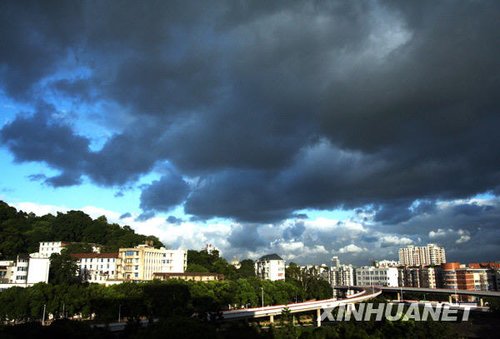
[261,287,264,308]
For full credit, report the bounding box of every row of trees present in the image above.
[0,201,162,259]
[186,249,333,301]
[0,278,313,324]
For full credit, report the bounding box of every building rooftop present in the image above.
[258,253,283,261]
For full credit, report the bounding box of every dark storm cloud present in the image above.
[0,1,84,99]
[51,78,96,102]
[27,174,47,182]
[45,171,82,187]
[166,215,183,224]
[0,103,90,186]
[119,212,131,219]
[282,221,306,241]
[453,203,494,216]
[139,170,190,212]
[373,200,437,225]
[1,1,500,232]
[228,224,267,251]
[135,211,155,222]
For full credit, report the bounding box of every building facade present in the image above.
[116,244,187,281]
[72,252,119,283]
[39,241,69,258]
[399,244,446,266]
[355,266,399,287]
[255,254,285,281]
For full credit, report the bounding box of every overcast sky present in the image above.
[1,1,499,265]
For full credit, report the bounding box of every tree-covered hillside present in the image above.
[0,201,162,259]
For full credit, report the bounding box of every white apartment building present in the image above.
[0,254,50,289]
[399,244,446,266]
[255,254,285,281]
[355,266,399,287]
[117,244,187,281]
[330,257,354,287]
[72,252,119,283]
[13,255,29,284]
[336,265,355,286]
[39,241,69,258]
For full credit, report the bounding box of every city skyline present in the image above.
[1,1,499,265]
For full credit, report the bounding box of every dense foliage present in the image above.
[0,201,163,258]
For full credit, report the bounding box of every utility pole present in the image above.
[42,304,46,326]
[62,303,65,318]
[118,304,121,323]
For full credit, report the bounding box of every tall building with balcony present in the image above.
[398,244,446,266]
[72,252,119,283]
[255,254,285,281]
[116,244,187,281]
[329,257,354,288]
[397,266,437,288]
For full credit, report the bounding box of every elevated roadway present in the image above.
[222,286,381,326]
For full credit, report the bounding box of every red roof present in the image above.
[70,252,119,259]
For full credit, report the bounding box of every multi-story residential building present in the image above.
[13,255,29,284]
[398,266,437,288]
[332,256,340,269]
[419,266,437,288]
[72,252,119,283]
[355,266,399,287]
[116,244,187,282]
[39,241,69,258]
[0,254,50,289]
[255,254,285,281]
[329,257,354,288]
[468,262,500,291]
[399,244,446,266]
[437,262,491,291]
[398,266,420,287]
[0,260,15,283]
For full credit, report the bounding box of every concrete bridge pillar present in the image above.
[269,314,274,324]
[479,298,484,307]
[396,292,401,301]
[316,308,321,327]
[448,295,452,303]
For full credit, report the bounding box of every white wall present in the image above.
[161,249,187,273]
[27,257,50,284]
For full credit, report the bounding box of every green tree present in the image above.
[238,259,256,278]
[49,252,80,284]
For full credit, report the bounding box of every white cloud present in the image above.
[380,235,413,246]
[338,244,366,254]
[428,228,471,245]
[456,229,471,244]
[428,228,451,238]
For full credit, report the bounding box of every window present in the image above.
[125,251,135,256]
